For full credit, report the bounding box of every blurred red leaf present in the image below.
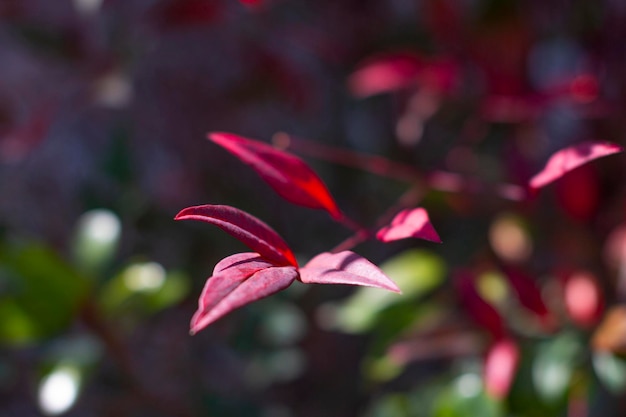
[175,204,297,267]
[239,0,262,6]
[376,207,442,243]
[564,271,604,328]
[348,52,458,98]
[484,338,519,399]
[555,164,599,220]
[0,104,53,163]
[209,133,342,219]
[152,0,221,29]
[529,141,623,190]
[191,253,297,333]
[502,266,551,323]
[455,270,505,338]
[299,251,401,293]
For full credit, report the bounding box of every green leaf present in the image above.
[99,262,189,317]
[433,373,503,417]
[532,332,583,403]
[0,243,90,345]
[593,351,626,393]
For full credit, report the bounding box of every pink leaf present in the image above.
[529,141,623,189]
[484,338,519,399]
[348,52,458,98]
[175,205,297,267]
[299,251,401,293]
[209,132,342,219]
[191,259,298,333]
[348,52,423,97]
[376,207,442,243]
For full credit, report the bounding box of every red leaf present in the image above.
[502,266,550,321]
[376,207,442,243]
[529,141,623,189]
[348,52,423,97]
[191,255,297,333]
[455,270,505,338]
[348,52,458,98]
[484,338,519,399]
[152,0,221,29]
[299,251,401,293]
[175,205,297,267]
[564,271,604,328]
[209,132,342,219]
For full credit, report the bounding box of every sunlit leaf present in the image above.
[377,207,442,243]
[191,256,298,333]
[299,251,400,293]
[326,249,445,333]
[175,204,297,267]
[529,141,623,190]
[209,132,342,219]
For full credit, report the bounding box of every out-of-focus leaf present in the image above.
[175,204,297,267]
[99,262,189,317]
[326,249,445,333]
[0,243,90,345]
[0,103,53,163]
[364,355,405,382]
[208,132,342,219]
[152,0,221,29]
[348,52,458,97]
[298,251,401,293]
[455,270,505,339]
[433,373,503,417]
[71,209,121,275]
[592,305,626,354]
[144,270,190,312]
[191,259,298,334]
[593,351,626,394]
[364,393,410,417]
[501,267,550,323]
[532,332,583,403]
[564,271,603,327]
[529,141,623,190]
[377,207,442,243]
[259,302,307,346]
[484,338,520,399]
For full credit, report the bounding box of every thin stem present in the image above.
[274,133,527,201]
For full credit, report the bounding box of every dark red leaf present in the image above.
[529,141,623,189]
[175,204,297,267]
[455,270,505,338]
[209,132,342,219]
[152,0,221,29]
[298,251,401,293]
[502,266,550,321]
[484,338,519,399]
[376,207,442,243]
[191,255,297,333]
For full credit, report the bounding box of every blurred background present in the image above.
[1,0,626,416]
